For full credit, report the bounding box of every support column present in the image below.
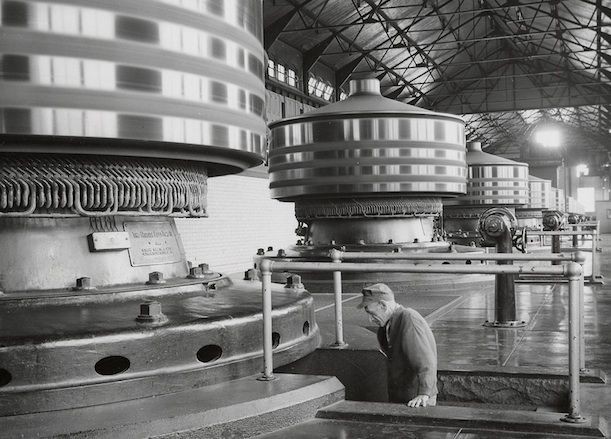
[481,208,526,328]
[552,235,562,265]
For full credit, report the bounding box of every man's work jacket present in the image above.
[377,305,438,403]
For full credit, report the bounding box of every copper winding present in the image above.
[295,197,442,221]
[0,156,207,217]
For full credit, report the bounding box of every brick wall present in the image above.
[175,172,297,275]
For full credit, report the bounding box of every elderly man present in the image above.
[358,283,438,407]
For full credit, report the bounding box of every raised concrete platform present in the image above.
[1,374,344,439]
[315,401,607,438]
[278,346,603,410]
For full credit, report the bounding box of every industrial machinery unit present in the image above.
[567,196,586,220]
[516,175,552,244]
[0,0,318,434]
[267,78,487,294]
[443,141,529,247]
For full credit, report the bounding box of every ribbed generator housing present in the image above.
[552,187,566,212]
[516,175,552,234]
[265,78,489,296]
[443,141,529,245]
[269,77,466,246]
[0,1,320,429]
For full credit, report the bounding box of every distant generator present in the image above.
[443,141,529,247]
[516,175,552,245]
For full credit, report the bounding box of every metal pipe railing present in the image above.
[531,230,597,236]
[328,250,585,262]
[332,249,588,371]
[257,268,274,382]
[258,258,586,423]
[330,249,347,348]
[529,230,603,283]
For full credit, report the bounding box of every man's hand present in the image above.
[406,395,430,408]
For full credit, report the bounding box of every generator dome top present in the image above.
[269,79,464,128]
[466,142,528,167]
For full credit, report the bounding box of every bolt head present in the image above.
[413,238,419,243]
[267,246,274,252]
[244,268,258,281]
[149,271,163,282]
[198,263,212,273]
[286,274,303,288]
[277,249,286,257]
[136,301,167,324]
[257,248,265,255]
[140,301,162,317]
[76,277,92,289]
[189,267,203,278]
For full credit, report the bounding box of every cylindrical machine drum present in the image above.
[264,79,492,295]
[268,78,466,201]
[0,0,266,172]
[515,175,552,239]
[444,141,529,246]
[0,1,321,428]
[444,141,528,207]
[552,187,566,212]
[527,175,552,209]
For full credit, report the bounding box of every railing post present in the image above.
[551,235,562,265]
[590,229,603,284]
[573,252,587,372]
[572,224,579,249]
[329,249,347,348]
[561,262,587,424]
[258,259,275,381]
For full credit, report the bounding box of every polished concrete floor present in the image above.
[258,235,611,438]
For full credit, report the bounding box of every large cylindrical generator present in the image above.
[267,78,488,295]
[0,0,318,431]
[516,175,552,244]
[552,187,566,212]
[443,141,529,246]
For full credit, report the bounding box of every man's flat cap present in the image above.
[357,283,395,308]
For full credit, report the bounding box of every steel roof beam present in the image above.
[303,34,335,73]
[334,55,366,99]
[282,0,427,102]
[265,8,301,51]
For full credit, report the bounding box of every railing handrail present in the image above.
[261,260,579,276]
[530,230,597,236]
[330,250,586,263]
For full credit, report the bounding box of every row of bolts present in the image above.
[294,237,444,246]
[73,263,217,324]
[71,255,304,324]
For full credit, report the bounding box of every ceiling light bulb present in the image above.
[534,128,561,148]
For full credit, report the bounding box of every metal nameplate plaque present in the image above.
[124,222,182,266]
[88,232,131,251]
